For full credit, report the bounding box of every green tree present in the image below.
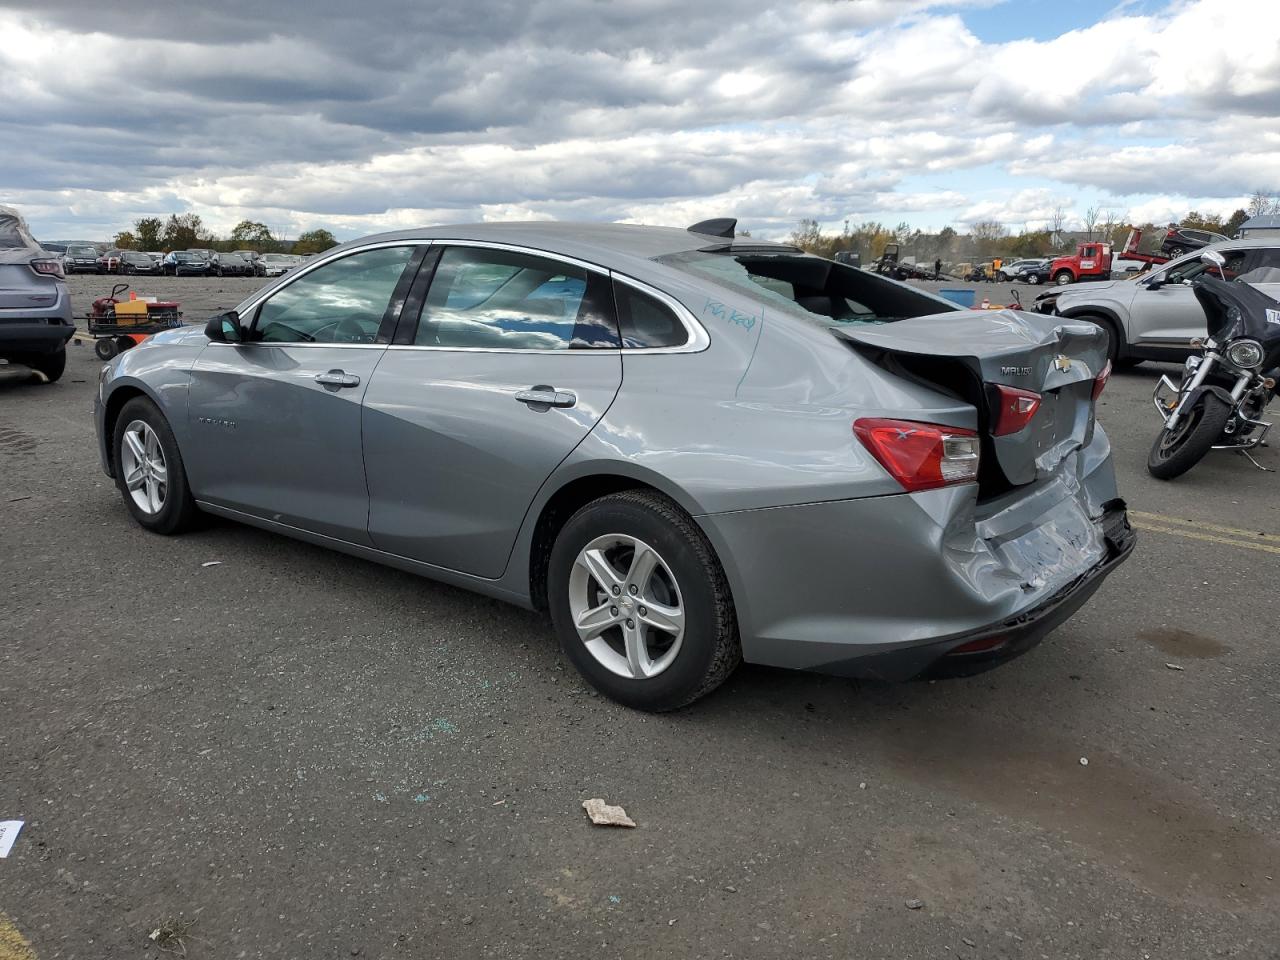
[113,230,137,249]
[292,228,338,255]
[229,220,277,251]
[1180,210,1225,233]
[133,217,163,250]
[161,213,205,251]
[1225,208,1249,236]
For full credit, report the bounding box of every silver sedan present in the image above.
[94,220,1133,710]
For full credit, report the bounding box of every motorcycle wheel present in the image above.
[1146,393,1233,480]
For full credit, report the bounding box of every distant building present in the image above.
[1238,214,1280,238]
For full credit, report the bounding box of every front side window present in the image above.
[1164,248,1249,284]
[415,246,617,350]
[252,245,415,344]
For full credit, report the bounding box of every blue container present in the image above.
[938,288,975,308]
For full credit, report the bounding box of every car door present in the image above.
[185,243,426,544]
[361,243,623,578]
[1130,248,1250,347]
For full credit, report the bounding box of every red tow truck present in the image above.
[1047,241,1113,285]
[1048,230,1174,286]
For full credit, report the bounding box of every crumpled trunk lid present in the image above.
[837,309,1109,490]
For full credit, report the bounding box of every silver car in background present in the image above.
[0,205,75,381]
[94,220,1133,710]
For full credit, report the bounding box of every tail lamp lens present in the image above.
[30,258,64,278]
[854,418,980,493]
[992,385,1041,436]
[1092,359,1112,400]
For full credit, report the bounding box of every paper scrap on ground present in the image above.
[0,821,24,858]
[582,798,636,828]
[202,561,222,567]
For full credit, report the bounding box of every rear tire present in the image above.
[111,396,200,534]
[31,346,66,382]
[548,490,740,711]
[1147,393,1232,480]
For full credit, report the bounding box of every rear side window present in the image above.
[1239,248,1280,284]
[613,281,688,349]
[415,246,618,350]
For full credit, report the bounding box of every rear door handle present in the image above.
[315,369,361,388]
[515,387,576,408]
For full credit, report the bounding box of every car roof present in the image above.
[344,221,796,272]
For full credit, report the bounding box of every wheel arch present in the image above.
[1060,305,1130,361]
[522,464,716,613]
[101,379,167,476]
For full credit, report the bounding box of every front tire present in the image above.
[548,490,740,711]
[111,397,200,534]
[1054,271,1074,285]
[1147,393,1232,480]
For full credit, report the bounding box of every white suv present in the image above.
[1032,240,1280,366]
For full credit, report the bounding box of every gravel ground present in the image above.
[1,274,1277,959]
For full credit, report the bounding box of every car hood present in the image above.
[149,325,207,346]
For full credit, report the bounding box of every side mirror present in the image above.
[204,311,244,343]
[1200,249,1226,268]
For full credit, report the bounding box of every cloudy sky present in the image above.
[2,0,1278,242]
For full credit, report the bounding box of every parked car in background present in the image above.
[216,253,253,277]
[63,243,101,274]
[995,258,1047,282]
[97,248,124,273]
[94,220,1131,710]
[233,249,267,276]
[260,253,300,276]
[1033,238,1280,365]
[1161,225,1230,258]
[0,205,74,381]
[1014,261,1052,284]
[38,242,68,255]
[162,251,211,276]
[118,250,159,275]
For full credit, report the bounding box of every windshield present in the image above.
[656,249,960,328]
[68,245,96,257]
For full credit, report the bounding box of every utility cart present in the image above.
[84,283,183,360]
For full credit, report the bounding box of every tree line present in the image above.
[789,190,1280,264]
[110,214,339,256]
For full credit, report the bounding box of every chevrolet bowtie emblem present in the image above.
[1054,355,1072,373]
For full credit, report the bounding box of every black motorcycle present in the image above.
[1147,250,1280,479]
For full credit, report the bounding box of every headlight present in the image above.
[1225,339,1264,369]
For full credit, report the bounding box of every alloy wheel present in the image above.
[120,419,168,515]
[568,534,685,680]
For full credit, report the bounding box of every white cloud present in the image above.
[0,0,1275,241]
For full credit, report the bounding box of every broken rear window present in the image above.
[656,250,959,328]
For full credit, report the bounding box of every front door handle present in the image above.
[515,386,576,408]
[315,369,361,388]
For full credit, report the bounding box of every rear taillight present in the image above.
[992,385,1041,436]
[30,258,64,278]
[1092,359,1112,401]
[854,418,980,493]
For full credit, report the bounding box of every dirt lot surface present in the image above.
[1,274,1278,959]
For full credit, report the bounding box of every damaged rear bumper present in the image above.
[861,500,1133,680]
[698,427,1133,680]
